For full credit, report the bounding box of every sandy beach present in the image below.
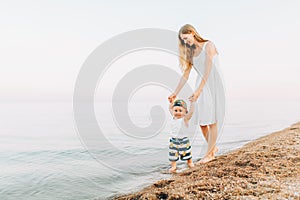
[114,122,300,199]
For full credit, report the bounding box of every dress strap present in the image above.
[202,41,208,51]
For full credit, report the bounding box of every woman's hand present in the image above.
[188,91,200,102]
[168,93,177,103]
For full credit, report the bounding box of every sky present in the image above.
[0,0,300,102]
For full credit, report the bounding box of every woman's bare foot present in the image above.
[213,146,218,154]
[198,154,215,164]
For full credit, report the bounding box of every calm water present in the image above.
[0,100,299,200]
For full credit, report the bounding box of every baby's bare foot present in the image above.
[187,159,194,168]
[188,162,194,168]
[169,167,177,173]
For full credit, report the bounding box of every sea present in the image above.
[0,100,299,199]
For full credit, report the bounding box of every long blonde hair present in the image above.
[178,24,208,71]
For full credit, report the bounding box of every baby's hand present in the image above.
[170,98,175,104]
[168,93,176,103]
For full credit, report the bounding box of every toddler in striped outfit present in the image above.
[168,99,195,173]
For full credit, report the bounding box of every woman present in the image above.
[168,24,225,163]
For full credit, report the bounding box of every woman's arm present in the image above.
[168,99,174,115]
[168,67,192,103]
[185,101,195,121]
[190,42,218,101]
[174,67,192,95]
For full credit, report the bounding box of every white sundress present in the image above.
[192,41,225,127]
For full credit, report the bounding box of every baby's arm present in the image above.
[185,101,195,121]
[168,101,173,116]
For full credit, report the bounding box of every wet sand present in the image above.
[114,122,300,199]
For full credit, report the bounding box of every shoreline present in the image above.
[114,122,300,199]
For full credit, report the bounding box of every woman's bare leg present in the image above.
[207,123,218,156]
[200,125,209,142]
[200,124,218,155]
[199,123,218,163]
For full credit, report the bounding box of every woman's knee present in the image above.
[200,125,208,132]
[209,123,218,130]
[200,125,208,129]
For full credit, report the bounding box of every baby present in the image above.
[168,99,195,173]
